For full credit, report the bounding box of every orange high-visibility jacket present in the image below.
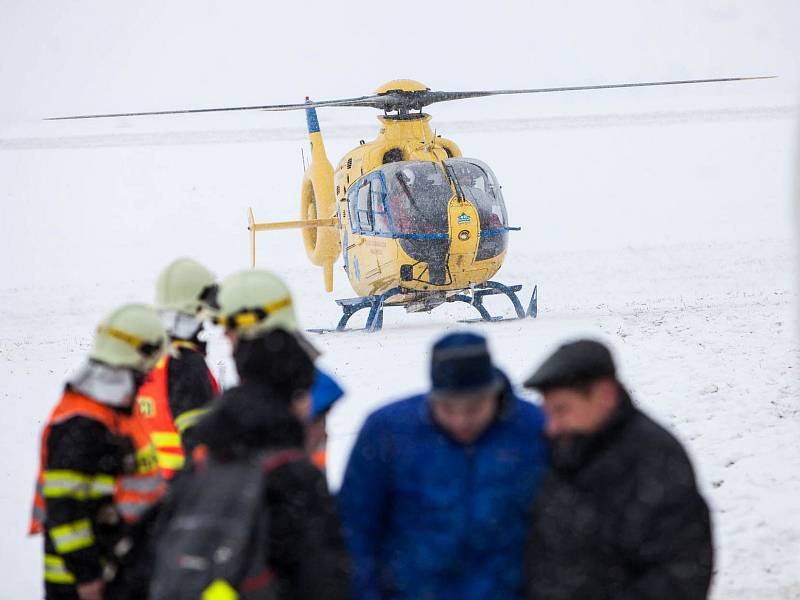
[30,390,165,535]
[134,344,220,479]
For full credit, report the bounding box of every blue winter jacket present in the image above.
[338,379,549,600]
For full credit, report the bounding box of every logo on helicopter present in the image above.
[457,212,471,225]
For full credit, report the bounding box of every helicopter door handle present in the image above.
[505,226,522,231]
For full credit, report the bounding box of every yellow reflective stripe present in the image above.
[135,445,160,473]
[202,578,239,600]
[156,451,185,470]
[172,340,199,352]
[42,470,90,498]
[214,296,292,328]
[50,519,95,554]
[151,431,182,448]
[232,312,259,327]
[174,408,209,434]
[264,297,292,314]
[44,554,76,585]
[90,474,115,497]
[42,471,114,500]
[96,324,146,347]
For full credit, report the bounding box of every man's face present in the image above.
[430,391,498,445]
[541,379,618,440]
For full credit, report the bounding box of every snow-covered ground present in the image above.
[1,101,798,597]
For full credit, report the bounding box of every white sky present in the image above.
[1,0,798,126]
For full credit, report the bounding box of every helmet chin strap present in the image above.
[70,361,140,408]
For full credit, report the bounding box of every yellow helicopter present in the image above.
[50,76,770,331]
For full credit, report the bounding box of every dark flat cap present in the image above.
[524,339,616,390]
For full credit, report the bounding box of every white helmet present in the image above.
[156,257,217,315]
[215,270,298,340]
[155,258,218,339]
[90,304,167,373]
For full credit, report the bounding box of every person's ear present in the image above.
[594,379,618,409]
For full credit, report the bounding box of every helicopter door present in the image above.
[345,174,395,286]
[445,158,508,261]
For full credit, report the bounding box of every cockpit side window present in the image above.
[347,183,358,230]
[370,176,389,234]
[346,174,391,236]
[356,181,372,232]
[445,158,507,231]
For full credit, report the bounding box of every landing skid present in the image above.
[309,281,538,333]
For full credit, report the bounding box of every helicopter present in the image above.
[50,76,771,332]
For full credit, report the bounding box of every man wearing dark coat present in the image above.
[523,339,713,600]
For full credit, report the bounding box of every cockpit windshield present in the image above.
[345,158,509,276]
[382,161,452,235]
[347,158,507,239]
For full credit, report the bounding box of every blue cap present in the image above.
[430,332,501,398]
[310,368,344,419]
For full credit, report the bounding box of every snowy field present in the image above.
[1,100,798,598]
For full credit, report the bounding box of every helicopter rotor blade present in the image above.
[45,75,774,120]
[44,95,386,120]
[421,76,776,105]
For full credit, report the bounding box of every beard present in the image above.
[549,432,594,473]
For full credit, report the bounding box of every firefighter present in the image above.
[29,303,168,600]
[148,270,351,599]
[134,258,220,479]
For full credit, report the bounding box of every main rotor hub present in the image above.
[375,80,432,119]
[375,79,430,95]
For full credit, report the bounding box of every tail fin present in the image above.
[301,99,339,292]
[246,101,340,291]
[304,100,332,165]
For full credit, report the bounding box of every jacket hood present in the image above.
[194,381,304,458]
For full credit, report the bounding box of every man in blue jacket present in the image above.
[338,332,549,600]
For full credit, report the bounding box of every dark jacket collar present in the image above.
[194,381,304,459]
